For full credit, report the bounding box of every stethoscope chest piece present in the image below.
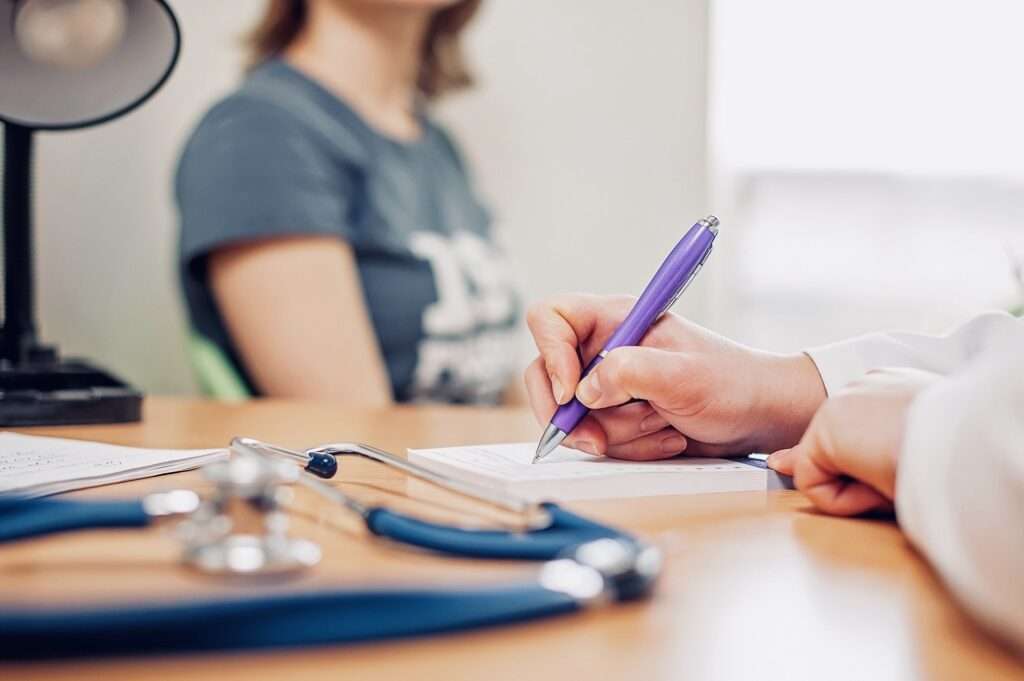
[179,454,321,576]
[186,533,321,576]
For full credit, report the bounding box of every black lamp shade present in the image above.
[0,0,181,130]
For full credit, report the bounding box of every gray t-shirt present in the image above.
[176,60,520,403]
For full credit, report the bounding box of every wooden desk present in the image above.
[1,397,1020,680]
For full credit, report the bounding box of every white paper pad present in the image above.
[408,443,767,502]
[0,432,227,497]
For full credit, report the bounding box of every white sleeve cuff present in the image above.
[806,312,1023,396]
[803,334,909,396]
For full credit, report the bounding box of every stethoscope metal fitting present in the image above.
[0,447,323,578]
[232,437,651,563]
[237,437,552,530]
[178,453,322,576]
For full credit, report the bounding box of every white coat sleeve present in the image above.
[895,327,1024,654]
[805,311,1023,396]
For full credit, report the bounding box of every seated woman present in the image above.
[176,0,519,404]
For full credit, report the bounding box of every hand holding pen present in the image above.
[523,217,828,462]
[531,216,718,462]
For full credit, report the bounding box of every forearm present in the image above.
[896,342,1024,653]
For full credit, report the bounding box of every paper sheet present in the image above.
[0,432,227,497]
[410,443,756,480]
[408,443,766,501]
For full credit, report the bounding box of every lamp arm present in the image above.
[1,123,40,365]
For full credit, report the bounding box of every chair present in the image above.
[186,332,251,400]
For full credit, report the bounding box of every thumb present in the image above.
[575,347,698,410]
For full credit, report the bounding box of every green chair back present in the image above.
[187,332,251,400]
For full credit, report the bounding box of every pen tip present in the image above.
[533,425,568,465]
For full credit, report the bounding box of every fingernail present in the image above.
[661,435,687,455]
[550,375,565,404]
[576,373,601,405]
[640,412,669,433]
[576,441,598,455]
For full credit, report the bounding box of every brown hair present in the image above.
[248,0,481,100]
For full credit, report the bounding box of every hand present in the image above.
[768,368,939,516]
[523,294,827,460]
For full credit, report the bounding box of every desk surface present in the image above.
[1,397,1020,680]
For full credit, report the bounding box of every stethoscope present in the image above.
[0,437,661,660]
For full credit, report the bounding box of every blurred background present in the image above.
[11,0,1024,395]
[709,0,1024,350]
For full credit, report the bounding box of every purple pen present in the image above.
[532,215,719,463]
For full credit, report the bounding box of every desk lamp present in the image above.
[0,0,180,425]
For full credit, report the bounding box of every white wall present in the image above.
[28,0,709,395]
[438,1,710,317]
[33,1,266,394]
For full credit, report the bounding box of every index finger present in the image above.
[523,356,611,453]
[526,294,629,405]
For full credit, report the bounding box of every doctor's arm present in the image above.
[806,311,1022,395]
[771,334,1024,653]
[523,295,1022,459]
[895,346,1024,653]
[208,235,393,404]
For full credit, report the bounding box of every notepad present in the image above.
[407,443,767,502]
[0,432,227,497]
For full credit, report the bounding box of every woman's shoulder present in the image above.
[180,62,371,171]
[184,90,295,150]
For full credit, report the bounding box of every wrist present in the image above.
[749,351,827,452]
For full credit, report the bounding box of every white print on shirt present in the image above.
[408,230,519,403]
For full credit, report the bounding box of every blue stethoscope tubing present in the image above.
[0,494,655,659]
[0,581,581,660]
[0,495,150,542]
[0,494,630,562]
[366,502,631,560]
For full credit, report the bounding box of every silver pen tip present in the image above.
[533,424,568,464]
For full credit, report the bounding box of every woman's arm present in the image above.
[209,235,392,404]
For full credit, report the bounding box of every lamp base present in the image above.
[0,358,142,426]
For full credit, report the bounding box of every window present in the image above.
[710,0,1024,349]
